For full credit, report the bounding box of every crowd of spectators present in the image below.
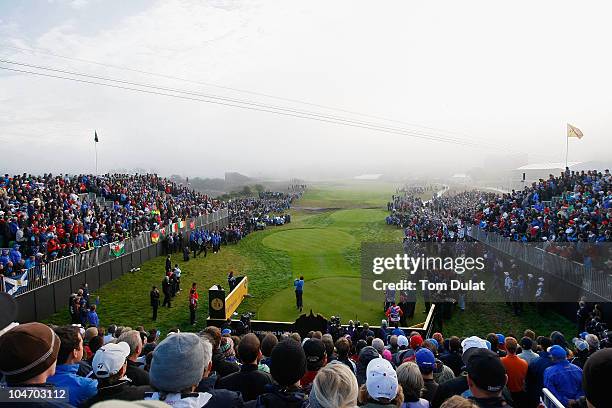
[1,293,611,408]
[0,173,225,272]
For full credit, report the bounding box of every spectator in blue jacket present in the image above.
[47,326,98,406]
[543,345,584,406]
[88,305,100,327]
[9,244,21,264]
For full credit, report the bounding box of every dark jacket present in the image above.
[197,376,244,407]
[150,289,160,307]
[525,351,553,407]
[469,396,513,408]
[216,364,273,402]
[83,380,152,407]
[431,374,514,408]
[440,351,464,377]
[212,350,240,379]
[246,385,307,408]
[126,359,150,386]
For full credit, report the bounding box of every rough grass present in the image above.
[44,183,575,339]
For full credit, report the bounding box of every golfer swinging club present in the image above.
[294,275,304,312]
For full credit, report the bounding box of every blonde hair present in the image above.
[396,362,424,401]
[310,363,358,408]
[440,395,480,408]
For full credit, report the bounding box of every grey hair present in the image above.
[397,362,424,400]
[118,330,142,357]
[309,363,358,408]
[199,335,213,368]
[372,338,385,354]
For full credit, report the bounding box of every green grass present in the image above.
[43,182,575,339]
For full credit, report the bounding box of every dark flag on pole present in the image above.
[94,130,99,143]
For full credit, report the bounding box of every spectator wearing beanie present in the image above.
[216,333,272,402]
[47,326,98,406]
[500,337,527,408]
[300,338,328,391]
[357,346,381,386]
[0,322,73,407]
[195,336,244,407]
[118,330,150,386]
[84,342,152,407]
[543,345,584,406]
[201,326,239,378]
[308,363,358,408]
[582,348,612,408]
[358,358,403,408]
[249,338,308,407]
[416,348,438,403]
[465,349,509,408]
[145,332,213,406]
[525,336,554,408]
[516,337,538,365]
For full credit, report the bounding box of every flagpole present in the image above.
[565,133,569,169]
[95,138,98,175]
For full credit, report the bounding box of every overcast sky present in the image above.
[1,0,611,179]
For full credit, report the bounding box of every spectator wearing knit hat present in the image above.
[145,332,213,406]
[216,333,272,402]
[84,342,152,407]
[47,326,98,406]
[543,345,584,407]
[0,322,73,407]
[357,346,381,386]
[249,338,308,407]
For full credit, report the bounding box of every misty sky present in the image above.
[1,0,611,179]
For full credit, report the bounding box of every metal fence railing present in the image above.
[466,225,611,301]
[1,208,229,297]
[541,388,564,408]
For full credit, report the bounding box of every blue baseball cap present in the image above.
[496,334,505,344]
[548,345,567,360]
[221,328,232,336]
[580,332,588,339]
[416,348,436,369]
[426,338,439,349]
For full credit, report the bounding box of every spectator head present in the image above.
[290,332,301,343]
[572,338,589,354]
[55,325,84,365]
[309,363,358,408]
[372,338,385,354]
[261,333,278,358]
[107,325,117,337]
[335,337,351,359]
[322,334,335,359]
[382,349,393,362]
[550,331,568,349]
[433,332,444,345]
[547,345,567,361]
[486,333,499,351]
[270,339,306,387]
[397,335,409,349]
[410,334,423,350]
[397,362,424,402]
[389,335,398,348]
[304,338,327,371]
[147,328,158,344]
[89,305,96,312]
[449,336,462,353]
[118,330,143,360]
[220,336,235,360]
[0,322,60,384]
[523,329,535,340]
[89,335,105,357]
[84,327,98,343]
[201,326,221,350]
[237,333,261,365]
[466,349,507,398]
[92,341,130,383]
[461,336,488,364]
[504,337,518,355]
[360,358,402,406]
[359,346,380,369]
[312,331,323,340]
[416,348,436,376]
[520,337,533,352]
[150,332,205,393]
[439,395,480,408]
[582,348,612,408]
[537,336,552,352]
[585,334,600,351]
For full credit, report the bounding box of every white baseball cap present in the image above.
[366,358,398,401]
[397,335,409,348]
[461,336,488,354]
[92,341,130,378]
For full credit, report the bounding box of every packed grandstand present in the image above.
[0,171,611,408]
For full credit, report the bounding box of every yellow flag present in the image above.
[567,123,583,139]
